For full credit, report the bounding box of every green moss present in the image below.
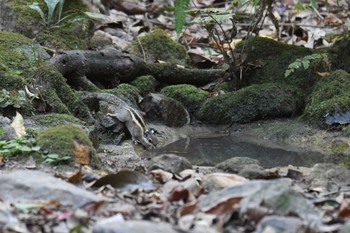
[128,29,191,67]
[105,84,141,106]
[32,113,84,127]
[7,0,90,50]
[303,70,350,126]
[234,37,320,92]
[161,84,208,114]
[0,32,48,89]
[198,83,302,124]
[36,125,96,164]
[130,75,157,96]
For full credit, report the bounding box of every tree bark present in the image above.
[50,47,225,89]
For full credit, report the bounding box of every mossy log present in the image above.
[50,47,225,88]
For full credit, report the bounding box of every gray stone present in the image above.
[215,157,261,173]
[305,163,350,189]
[238,164,267,179]
[140,93,190,127]
[148,153,192,174]
[255,215,307,233]
[0,116,16,140]
[0,170,105,208]
[93,220,179,233]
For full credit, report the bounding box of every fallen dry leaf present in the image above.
[74,140,91,166]
[68,167,83,184]
[10,112,26,137]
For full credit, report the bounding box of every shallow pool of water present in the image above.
[146,135,325,168]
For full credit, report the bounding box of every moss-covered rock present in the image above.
[160,84,208,114]
[327,38,350,73]
[104,84,141,107]
[32,113,85,127]
[0,32,49,88]
[3,0,91,50]
[233,37,322,92]
[36,125,97,165]
[198,83,303,124]
[303,70,350,126]
[130,75,158,96]
[128,29,191,67]
[0,32,50,116]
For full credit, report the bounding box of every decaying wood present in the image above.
[50,47,225,88]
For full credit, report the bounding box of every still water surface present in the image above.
[148,135,325,168]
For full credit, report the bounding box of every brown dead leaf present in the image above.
[168,185,190,202]
[316,71,330,77]
[74,140,91,166]
[68,167,83,184]
[338,200,350,218]
[0,156,5,167]
[92,170,152,189]
[115,0,147,15]
[205,196,242,216]
[151,169,173,183]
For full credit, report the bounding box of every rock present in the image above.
[97,144,142,171]
[160,84,208,115]
[93,220,180,233]
[148,154,192,174]
[238,164,267,179]
[215,157,261,173]
[240,179,321,224]
[198,83,302,124]
[36,125,98,166]
[140,93,190,127]
[255,215,307,233]
[202,173,248,192]
[305,163,350,189]
[0,170,105,208]
[0,116,16,140]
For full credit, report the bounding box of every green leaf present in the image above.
[31,146,41,151]
[83,12,111,22]
[46,153,59,159]
[29,2,46,23]
[20,146,32,152]
[302,60,310,69]
[44,0,61,25]
[310,0,318,8]
[0,129,3,135]
[175,0,190,40]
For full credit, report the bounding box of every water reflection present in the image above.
[146,135,325,168]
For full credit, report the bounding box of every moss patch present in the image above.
[105,84,141,107]
[234,37,322,92]
[198,83,303,124]
[161,84,208,114]
[303,70,350,126]
[128,29,191,67]
[130,75,157,96]
[6,0,90,50]
[36,125,96,165]
[32,113,84,127]
[0,32,49,89]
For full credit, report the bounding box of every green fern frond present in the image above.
[175,0,190,40]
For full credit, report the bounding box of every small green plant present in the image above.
[42,153,71,164]
[285,53,329,78]
[0,137,71,165]
[29,0,65,26]
[0,137,40,157]
[0,89,27,109]
[29,0,111,27]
